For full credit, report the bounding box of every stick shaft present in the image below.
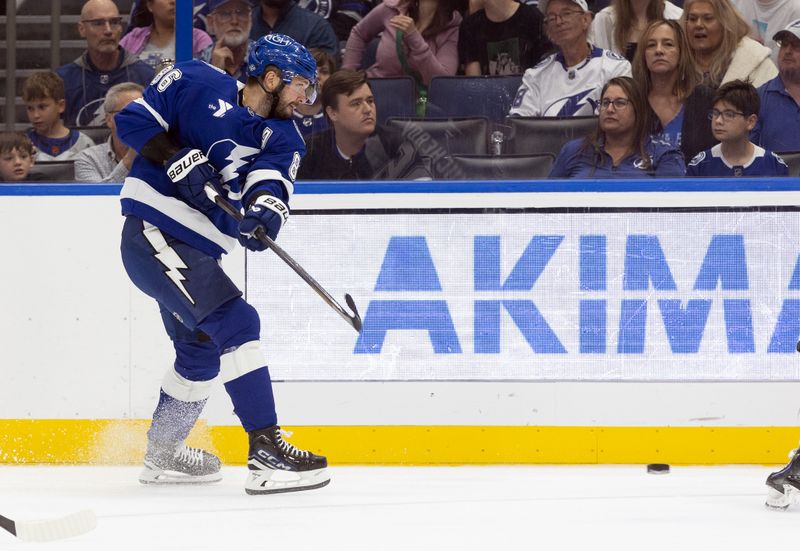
[209,188,361,332]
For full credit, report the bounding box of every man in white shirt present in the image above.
[732,0,800,63]
[509,0,631,117]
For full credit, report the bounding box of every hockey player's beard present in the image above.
[252,79,286,119]
[270,94,295,119]
[256,79,293,119]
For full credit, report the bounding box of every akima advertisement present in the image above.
[247,210,800,382]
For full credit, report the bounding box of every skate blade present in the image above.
[245,468,331,495]
[765,485,797,510]
[139,466,222,486]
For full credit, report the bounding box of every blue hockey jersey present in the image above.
[116,60,306,259]
[687,144,788,178]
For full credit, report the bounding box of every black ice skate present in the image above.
[765,448,800,510]
[139,440,222,485]
[245,425,330,495]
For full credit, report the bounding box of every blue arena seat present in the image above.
[426,75,523,122]
[433,153,555,180]
[368,77,417,127]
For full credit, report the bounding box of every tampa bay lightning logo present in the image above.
[773,152,789,167]
[75,97,106,126]
[207,138,260,183]
[297,0,331,18]
[548,89,598,117]
[689,151,706,166]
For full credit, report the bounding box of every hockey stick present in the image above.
[205,185,363,333]
[0,510,96,542]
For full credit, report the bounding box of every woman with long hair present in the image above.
[550,76,685,177]
[591,0,683,60]
[680,0,777,88]
[341,0,461,89]
[633,19,716,160]
[120,0,212,70]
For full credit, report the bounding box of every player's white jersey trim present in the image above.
[133,97,170,131]
[710,143,765,169]
[121,177,238,252]
[234,168,295,201]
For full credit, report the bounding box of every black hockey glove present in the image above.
[238,194,289,251]
[166,147,219,213]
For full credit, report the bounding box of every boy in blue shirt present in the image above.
[688,79,788,177]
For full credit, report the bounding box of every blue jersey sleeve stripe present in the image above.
[236,168,294,200]
[133,97,170,131]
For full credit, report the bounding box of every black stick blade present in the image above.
[0,514,16,537]
[345,294,363,333]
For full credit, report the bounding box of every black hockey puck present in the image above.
[646,463,670,474]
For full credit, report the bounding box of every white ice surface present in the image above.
[0,465,796,550]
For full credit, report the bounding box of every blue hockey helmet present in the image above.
[247,34,318,103]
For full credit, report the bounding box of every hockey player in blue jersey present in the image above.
[687,80,789,178]
[116,33,330,495]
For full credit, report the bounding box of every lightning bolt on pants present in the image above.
[120,216,278,441]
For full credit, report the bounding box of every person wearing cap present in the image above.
[752,18,800,153]
[199,0,256,82]
[731,0,800,64]
[509,0,632,117]
[249,0,340,57]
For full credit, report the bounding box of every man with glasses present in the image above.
[753,19,800,153]
[688,79,788,177]
[200,0,256,82]
[56,0,154,127]
[509,0,631,117]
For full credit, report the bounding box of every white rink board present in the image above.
[248,211,800,381]
[2,187,800,426]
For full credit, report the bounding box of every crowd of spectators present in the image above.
[2,0,800,183]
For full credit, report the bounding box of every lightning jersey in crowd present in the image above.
[550,137,685,178]
[116,60,305,259]
[509,46,631,117]
[687,144,788,178]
